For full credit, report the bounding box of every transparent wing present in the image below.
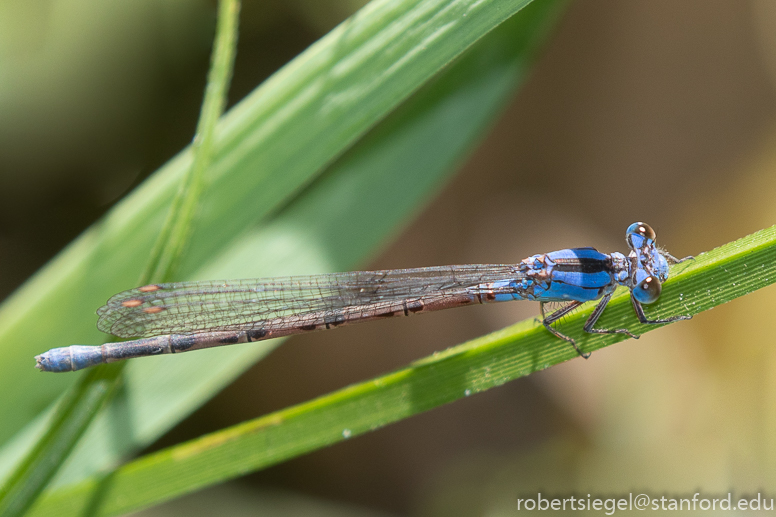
[97,265,522,338]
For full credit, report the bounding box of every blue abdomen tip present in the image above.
[35,346,103,373]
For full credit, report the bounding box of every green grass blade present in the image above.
[0,0,564,491]
[27,226,776,517]
[0,367,122,517]
[0,3,241,516]
[143,0,240,284]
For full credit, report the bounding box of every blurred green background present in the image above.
[2,0,776,515]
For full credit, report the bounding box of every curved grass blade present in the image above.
[142,0,240,284]
[26,225,776,517]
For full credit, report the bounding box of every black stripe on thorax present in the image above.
[552,257,612,274]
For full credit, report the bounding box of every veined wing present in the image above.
[97,265,522,338]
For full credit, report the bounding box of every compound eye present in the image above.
[626,222,656,241]
[633,275,662,304]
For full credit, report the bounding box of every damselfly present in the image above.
[35,222,691,372]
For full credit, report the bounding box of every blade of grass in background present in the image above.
[26,225,776,517]
[142,0,239,285]
[0,2,241,516]
[0,0,567,497]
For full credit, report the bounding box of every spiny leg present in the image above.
[540,301,589,359]
[582,292,639,339]
[630,296,693,325]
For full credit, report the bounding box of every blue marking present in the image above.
[552,269,611,289]
[494,293,516,302]
[536,282,602,302]
[547,247,608,262]
[491,279,526,302]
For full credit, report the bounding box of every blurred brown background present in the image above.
[3,1,776,515]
